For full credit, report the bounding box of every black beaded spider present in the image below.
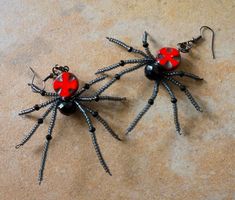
[16,65,125,184]
[95,27,215,135]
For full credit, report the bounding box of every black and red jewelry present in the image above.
[16,65,126,184]
[95,26,215,135]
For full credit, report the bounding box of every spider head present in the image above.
[144,63,163,80]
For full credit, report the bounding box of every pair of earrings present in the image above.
[17,26,215,184]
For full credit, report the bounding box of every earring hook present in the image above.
[177,26,215,59]
[200,26,215,59]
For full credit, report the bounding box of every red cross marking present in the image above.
[156,47,181,70]
[53,72,79,98]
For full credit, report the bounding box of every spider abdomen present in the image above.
[144,64,163,81]
[58,101,77,116]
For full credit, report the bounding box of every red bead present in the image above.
[53,72,79,98]
[156,47,181,70]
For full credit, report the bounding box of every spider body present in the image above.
[95,32,204,135]
[17,66,126,184]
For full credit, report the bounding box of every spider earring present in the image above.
[95,26,215,135]
[16,65,126,184]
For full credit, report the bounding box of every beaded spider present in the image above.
[16,65,125,184]
[95,27,214,135]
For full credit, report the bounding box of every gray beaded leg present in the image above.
[19,97,59,115]
[164,76,203,112]
[126,80,160,134]
[94,62,148,96]
[163,71,203,80]
[38,103,58,184]
[28,83,58,96]
[142,31,155,60]
[95,58,152,75]
[106,37,148,58]
[77,75,108,96]
[75,101,112,176]
[82,105,122,141]
[77,95,126,102]
[162,80,181,134]
[16,104,56,149]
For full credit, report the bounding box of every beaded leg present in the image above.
[77,95,126,102]
[142,31,155,60]
[82,104,122,141]
[106,37,148,58]
[162,80,181,134]
[94,62,148,96]
[76,75,108,96]
[28,83,58,97]
[75,101,112,176]
[16,104,56,149]
[19,97,59,115]
[163,71,203,80]
[38,103,58,184]
[95,58,152,75]
[126,80,160,134]
[164,76,203,112]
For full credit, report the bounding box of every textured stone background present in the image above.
[0,0,234,200]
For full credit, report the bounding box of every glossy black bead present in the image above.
[128,47,133,52]
[144,64,162,80]
[114,74,120,80]
[148,99,154,105]
[89,127,96,132]
[40,90,46,96]
[119,60,125,66]
[92,111,99,117]
[171,98,177,103]
[38,118,43,124]
[180,85,186,91]
[46,135,52,141]
[58,101,77,116]
[84,83,90,89]
[95,96,100,102]
[34,104,40,111]
[143,43,149,48]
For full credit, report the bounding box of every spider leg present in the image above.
[106,37,149,58]
[81,104,122,141]
[95,58,152,75]
[28,83,58,97]
[161,80,181,134]
[164,76,203,112]
[19,97,59,115]
[126,80,160,134]
[76,75,108,96]
[77,95,126,102]
[163,71,203,80]
[94,62,148,96]
[142,31,155,60]
[15,103,56,149]
[38,102,58,184]
[75,101,112,176]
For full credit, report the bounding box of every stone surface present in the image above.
[0,1,234,200]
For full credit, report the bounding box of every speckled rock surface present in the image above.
[0,1,234,200]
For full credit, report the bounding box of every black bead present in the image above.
[171,98,177,103]
[179,72,184,77]
[92,111,99,117]
[143,43,149,48]
[148,99,154,105]
[37,118,43,124]
[128,47,133,52]
[180,85,186,91]
[95,96,100,102]
[34,104,40,111]
[144,65,162,81]
[40,91,46,96]
[46,135,52,141]
[114,74,120,80]
[84,83,90,90]
[89,127,96,132]
[58,101,77,116]
[119,60,125,66]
